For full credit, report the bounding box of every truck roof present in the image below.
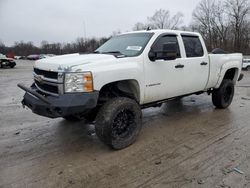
[123,29,201,37]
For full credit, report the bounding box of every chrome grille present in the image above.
[33,68,63,96]
[34,68,58,79]
[35,80,58,94]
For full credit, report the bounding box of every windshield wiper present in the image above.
[102,51,126,57]
[103,51,122,54]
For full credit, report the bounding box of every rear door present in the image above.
[180,34,210,92]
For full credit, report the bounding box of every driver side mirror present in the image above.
[148,51,156,61]
[149,42,178,61]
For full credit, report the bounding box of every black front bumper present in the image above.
[18,84,99,118]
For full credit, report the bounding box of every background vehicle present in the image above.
[39,54,56,59]
[27,54,56,60]
[0,53,16,68]
[27,54,40,60]
[242,58,250,70]
[18,29,243,149]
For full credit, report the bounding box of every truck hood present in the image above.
[35,53,117,72]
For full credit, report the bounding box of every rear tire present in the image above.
[212,79,234,109]
[95,97,142,150]
[247,66,250,71]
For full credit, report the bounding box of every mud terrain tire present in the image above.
[212,79,234,109]
[95,97,142,150]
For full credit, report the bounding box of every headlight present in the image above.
[64,72,93,93]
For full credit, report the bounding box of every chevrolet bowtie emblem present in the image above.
[35,75,44,84]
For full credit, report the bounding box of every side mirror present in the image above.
[149,42,178,61]
[148,51,156,61]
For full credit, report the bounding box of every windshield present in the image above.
[95,33,154,57]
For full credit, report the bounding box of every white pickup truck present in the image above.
[18,29,243,149]
[242,58,250,70]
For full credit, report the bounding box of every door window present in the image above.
[152,35,181,58]
[181,35,204,58]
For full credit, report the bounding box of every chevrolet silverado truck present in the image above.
[0,53,16,68]
[18,29,243,149]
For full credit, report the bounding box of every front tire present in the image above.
[212,79,234,109]
[95,97,142,150]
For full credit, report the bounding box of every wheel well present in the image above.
[98,80,140,104]
[223,68,238,82]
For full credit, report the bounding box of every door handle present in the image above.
[200,62,208,66]
[175,64,184,69]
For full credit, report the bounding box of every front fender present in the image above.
[91,61,144,103]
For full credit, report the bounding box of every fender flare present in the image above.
[215,62,240,88]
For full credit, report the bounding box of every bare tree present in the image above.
[0,40,4,47]
[225,0,250,51]
[148,9,183,29]
[192,0,250,53]
[171,12,184,29]
[76,37,86,52]
[0,40,7,54]
[133,22,148,31]
[210,0,230,49]
[40,40,49,54]
[192,0,216,50]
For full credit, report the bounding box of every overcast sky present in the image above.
[0,0,201,46]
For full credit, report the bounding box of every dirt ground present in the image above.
[0,60,250,188]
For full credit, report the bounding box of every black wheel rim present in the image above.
[112,109,136,139]
[223,86,232,102]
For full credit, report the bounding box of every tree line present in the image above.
[0,37,109,56]
[133,0,250,54]
[0,0,250,56]
[191,0,250,53]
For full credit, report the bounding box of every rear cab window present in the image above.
[181,35,204,58]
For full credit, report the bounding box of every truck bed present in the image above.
[206,53,243,89]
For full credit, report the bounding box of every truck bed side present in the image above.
[206,53,242,89]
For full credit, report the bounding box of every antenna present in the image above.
[146,26,151,31]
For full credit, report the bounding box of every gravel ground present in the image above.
[0,60,250,188]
